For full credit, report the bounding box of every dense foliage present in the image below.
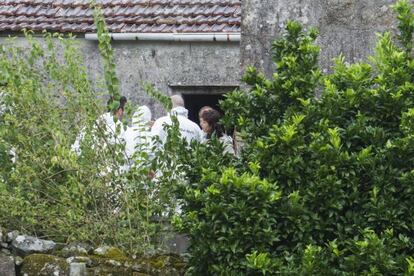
[1,0,414,274]
[0,7,175,255]
[171,0,414,274]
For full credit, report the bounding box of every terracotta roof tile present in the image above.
[0,0,240,33]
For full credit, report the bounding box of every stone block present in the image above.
[69,262,87,276]
[11,235,55,256]
[0,256,15,276]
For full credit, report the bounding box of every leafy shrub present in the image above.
[172,0,414,274]
[0,7,174,255]
[173,167,281,274]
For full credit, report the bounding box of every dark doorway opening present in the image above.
[183,94,225,125]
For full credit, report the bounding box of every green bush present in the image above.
[172,0,414,274]
[0,7,173,255]
[173,167,281,274]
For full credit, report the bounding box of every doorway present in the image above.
[183,94,224,125]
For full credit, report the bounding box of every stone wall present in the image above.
[241,0,398,77]
[0,36,240,118]
[0,227,186,276]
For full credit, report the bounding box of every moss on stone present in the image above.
[19,250,185,276]
[104,247,127,259]
[89,246,130,268]
[89,254,128,267]
[87,265,132,275]
[148,256,167,269]
[142,254,186,270]
[134,254,185,275]
[172,260,187,271]
[20,254,68,275]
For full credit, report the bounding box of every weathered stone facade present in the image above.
[0,36,240,117]
[0,1,402,115]
[85,39,240,117]
[242,0,398,77]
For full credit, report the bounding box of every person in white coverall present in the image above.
[151,95,202,217]
[151,95,203,146]
[71,96,128,156]
[124,105,153,160]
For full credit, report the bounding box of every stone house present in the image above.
[0,0,241,121]
[0,0,401,118]
[242,0,399,77]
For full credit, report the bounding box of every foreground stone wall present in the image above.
[242,0,398,77]
[0,227,186,276]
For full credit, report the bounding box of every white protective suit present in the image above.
[124,105,152,159]
[151,106,203,146]
[71,112,126,155]
[219,134,235,155]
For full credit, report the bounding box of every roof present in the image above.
[0,0,241,34]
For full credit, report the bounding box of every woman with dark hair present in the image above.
[199,108,234,155]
